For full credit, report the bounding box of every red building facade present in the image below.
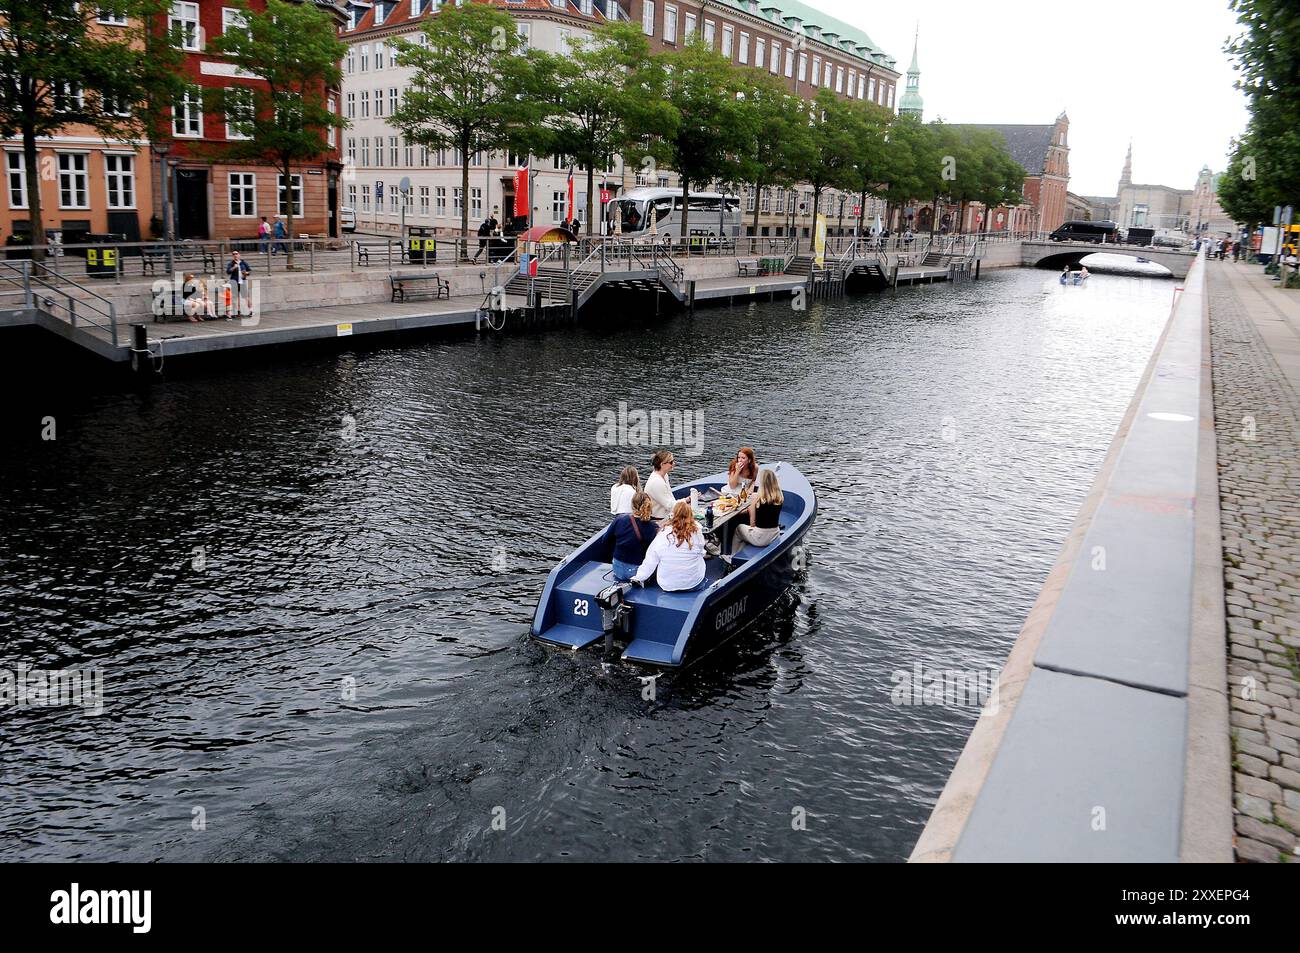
[155,1,345,240]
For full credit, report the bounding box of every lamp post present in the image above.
[150,139,175,275]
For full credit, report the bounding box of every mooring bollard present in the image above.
[131,323,150,377]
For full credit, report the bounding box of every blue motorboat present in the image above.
[530,462,816,666]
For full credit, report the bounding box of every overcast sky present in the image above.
[814,0,1250,197]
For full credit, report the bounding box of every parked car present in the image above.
[1048,220,1120,244]
[1125,227,1156,247]
[340,206,356,233]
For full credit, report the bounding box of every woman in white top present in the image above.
[609,465,639,515]
[643,450,677,520]
[633,500,706,592]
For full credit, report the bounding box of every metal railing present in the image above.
[0,258,119,345]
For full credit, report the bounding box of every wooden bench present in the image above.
[737,258,760,276]
[390,272,449,302]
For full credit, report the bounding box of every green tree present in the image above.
[645,39,752,239]
[0,0,182,257]
[1218,130,1276,228]
[541,23,669,235]
[207,0,346,269]
[735,72,815,237]
[874,114,931,230]
[841,100,890,238]
[799,90,863,227]
[391,2,551,246]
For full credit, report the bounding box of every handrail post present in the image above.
[22,259,32,308]
[310,241,315,273]
[109,302,118,347]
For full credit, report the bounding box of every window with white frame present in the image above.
[847,69,855,94]
[453,187,463,216]
[557,28,572,53]
[811,56,821,85]
[5,152,26,209]
[775,189,786,213]
[419,186,429,216]
[359,44,369,72]
[278,174,302,217]
[867,77,875,101]
[170,3,200,51]
[229,171,256,217]
[419,145,429,167]
[346,48,355,74]
[58,153,88,209]
[642,1,654,36]
[225,86,254,139]
[472,187,482,219]
[389,87,398,115]
[798,52,807,81]
[360,137,370,166]
[754,38,764,68]
[173,88,202,137]
[404,140,413,166]
[745,186,754,212]
[53,82,84,114]
[684,12,696,36]
[103,154,136,209]
[97,8,129,25]
[101,91,131,117]
[887,86,894,108]
[703,20,715,47]
[360,90,369,118]
[345,92,355,119]
[551,190,566,223]
[858,75,866,98]
[738,32,749,63]
[327,96,336,147]
[347,184,356,209]
[375,3,386,25]
[374,88,384,117]
[390,189,398,213]
[436,186,446,216]
[823,62,832,87]
[222,7,249,39]
[346,137,356,163]
[770,42,780,74]
[516,22,531,48]
[785,48,794,77]
[374,42,384,70]
[835,66,844,93]
[361,184,370,212]
[389,137,398,165]
[760,188,770,213]
[722,24,733,57]
[664,6,677,43]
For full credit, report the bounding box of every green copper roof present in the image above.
[714,0,895,68]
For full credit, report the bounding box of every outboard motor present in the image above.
[596,582,635,656]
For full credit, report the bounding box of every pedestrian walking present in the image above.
[257,216,271,254]
[272,217,287,255]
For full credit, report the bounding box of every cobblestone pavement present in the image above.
[1208,264,1300,863]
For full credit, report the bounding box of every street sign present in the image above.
[376,181,384,200]
[600,189,610,203]
[399,176,411,194]
[853,205,860,216]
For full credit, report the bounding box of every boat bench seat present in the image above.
[730,532,780,565]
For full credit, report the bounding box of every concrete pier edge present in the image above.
[909,251,1232,862]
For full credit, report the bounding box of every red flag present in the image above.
[513,164,529,218]
[567,166,574,225]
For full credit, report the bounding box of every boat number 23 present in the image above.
[573,598,590,617]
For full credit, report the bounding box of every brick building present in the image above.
[157,0,346,241]
[340,0,900,239]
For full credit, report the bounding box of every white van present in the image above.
[340,206,356,233]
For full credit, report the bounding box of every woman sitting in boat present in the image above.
[632,500,706,592]
[609,465,640,515]
[735,469,784,549]
[645,450,677,520]
[721,446,759,497]
[605,491,658,582]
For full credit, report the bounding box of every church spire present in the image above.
[899,24,923,119]
[1119,141,1132,191]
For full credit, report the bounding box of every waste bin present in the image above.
[407,225,434,266]
[84,233,124,278]
[488,236,512,263]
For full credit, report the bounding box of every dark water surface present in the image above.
[0,267,1173,861]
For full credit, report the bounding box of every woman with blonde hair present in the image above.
[632,500,705,592]
[609,465,640,515]
[735,468,783,548]
[605,491,658,582]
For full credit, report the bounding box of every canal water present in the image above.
[0,264,1174,862]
